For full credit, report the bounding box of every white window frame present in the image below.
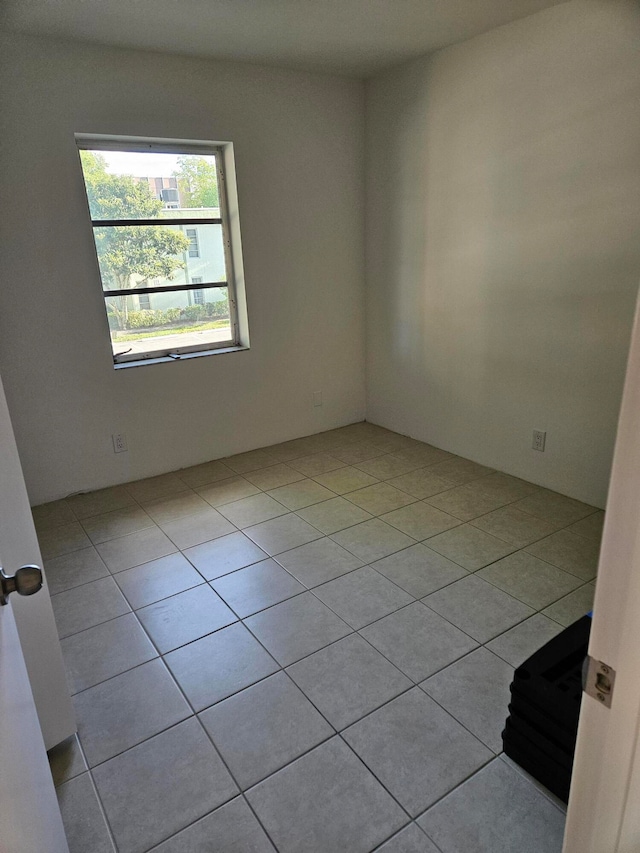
[76,134,249,367]
[186,228,200,258]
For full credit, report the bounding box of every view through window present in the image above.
[77,141,240,363]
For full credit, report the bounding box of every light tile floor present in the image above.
[39,422,602,853]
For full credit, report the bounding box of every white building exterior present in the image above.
[135,207,228,312]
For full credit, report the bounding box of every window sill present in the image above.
[113,344,250,369]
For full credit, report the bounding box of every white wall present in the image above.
[0,34,366,504]
[365,0,640,507]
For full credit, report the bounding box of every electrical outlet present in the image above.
[313,391,323,408]
[532,430,546,452]
[112,433,128,453]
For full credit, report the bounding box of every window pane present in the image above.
[93,224,227,290]
[106,287,232,357]
[79,150,221,221]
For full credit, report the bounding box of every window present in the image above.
[186,228,200,257]
[192,280,205,305]
[76,136,247,365]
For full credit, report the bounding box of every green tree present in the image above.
[173,156,219,208]
[80,151,190,329]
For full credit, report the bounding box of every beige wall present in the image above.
[365,0,640,507]
[0,34,366,504]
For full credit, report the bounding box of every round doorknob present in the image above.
[0,566,43,605]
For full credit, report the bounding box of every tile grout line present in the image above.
[44,425,600,850]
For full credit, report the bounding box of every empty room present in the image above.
[1,1,640,851]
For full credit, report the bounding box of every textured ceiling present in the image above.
[1,0,568,77]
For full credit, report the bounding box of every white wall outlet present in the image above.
[112,433,128,453]
[313,391,323,408]
[532,430,546,452]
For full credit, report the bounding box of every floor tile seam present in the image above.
[296,584,490,694]
[369,822,446,853]
[208,580,309,621]
[115,572,214,614]
[69,652,162,700]
[61,547,533,691]
[418,592,532,646]
[305,584,420,639]
[34,459,475,536]
[78,517,159,548]
[267,528,427,571]
[508,502,598,536]
[366,558,476,602]
[335,723,492,824]
[33,501,81,528]
[82,766,120,853]
[410,753,502,835]
[520,545,599,582]
[423,524,585,574]
[59,732,118,852]
[57,577,237,644]
[102,542,190,573]
[53,600,135,641]
[415,660,511,756]
[421,485,548,521]
[42,541,98,562]
[284,654,419,736]
[158,521,244,554]
[222,444,362,474]
[477,610,566,663]
[331,732,416,822]
[319,559,424,602]
[47,566,115,596]
[379,515,465,542]
[393,531,516,572]
[81,494,163,523]
[185,551,277,584]
[271,550,366,589]
[403,469,497,489]
[471,562,589,612]
[83,602,285,853]
[307,472,383,493]
[326,529,420,562]
[340,491,423,517]
[356,590,482,653]
[186,671,371,853]
[497,753,569,815]
[359,458,457,480]
[464,513,578,549]
[78,709,197,774]
[174,462,236,486]
[540,579,596,626]
[207,720,337,795]
[122,477,195,501]
[238,603,358,671]
[62,498,141,523]
[143,791,279,853]
[288,506,375,537]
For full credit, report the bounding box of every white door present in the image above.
[0,373,74,852]
[0,605,70,853]
[0,375,76,750]
[563,288,640,852]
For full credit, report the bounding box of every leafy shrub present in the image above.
[205,299,229,318]
[182,305,206,322]
[127,310,157,328]
[121,300,229,330]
